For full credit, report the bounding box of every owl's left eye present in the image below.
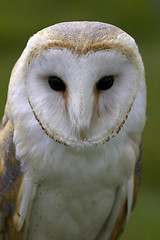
[96,75,114,90]
[48,76,66,91]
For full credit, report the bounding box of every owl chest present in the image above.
[26,150,119,240]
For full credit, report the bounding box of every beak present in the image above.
[67,90,94,139]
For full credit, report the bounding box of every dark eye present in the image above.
[48,76,66,91]
[96,75,114,90]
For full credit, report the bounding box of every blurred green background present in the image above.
[0,0,160,239]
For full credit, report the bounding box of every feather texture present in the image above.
[0,21,146,240]
[0,120,36,240]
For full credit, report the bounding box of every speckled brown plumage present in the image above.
[0,120,24,240]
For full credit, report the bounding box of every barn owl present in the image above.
[0,21,146,240]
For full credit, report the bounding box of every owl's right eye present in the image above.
[48,76,66,91]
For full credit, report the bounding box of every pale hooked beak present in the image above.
[67,91,95,140]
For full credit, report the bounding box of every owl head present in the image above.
[7,22,145,146]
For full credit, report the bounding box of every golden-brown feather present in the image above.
[110,200,127,240]
[108,142,142,240]
[0,119,25,240]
